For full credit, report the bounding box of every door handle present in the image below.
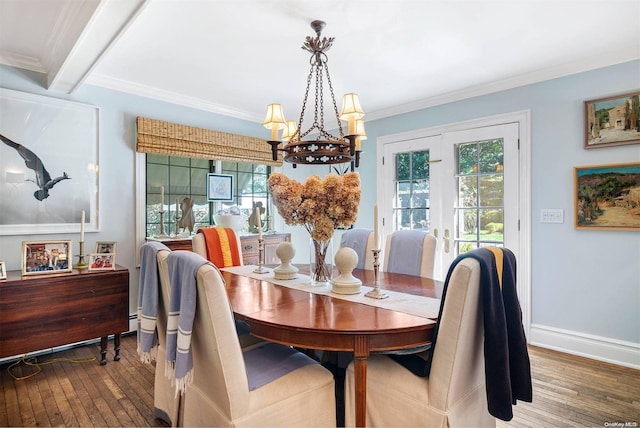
[433,228,439,239]
[443,229,450,253]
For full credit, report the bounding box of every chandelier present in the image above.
[263,20,366,168]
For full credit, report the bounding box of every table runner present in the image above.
[221,265,441,319]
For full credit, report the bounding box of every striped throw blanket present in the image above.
[137,241,170,363]
[197,227,242,267]
[165,251,210,396]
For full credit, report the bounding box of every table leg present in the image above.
[100,336,108,365]
[353,335,370,427]
[113,333,121,361]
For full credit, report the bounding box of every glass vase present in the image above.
[309,237,333,286]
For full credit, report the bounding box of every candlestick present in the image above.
[80,210,85,242]
[373,203,379,250]
[160,186,164,207]
[365,248,388,299]
[253,237,269,274]
[255,207,262,239]
[74,241,88,270]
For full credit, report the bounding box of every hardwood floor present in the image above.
[1,333,638,427]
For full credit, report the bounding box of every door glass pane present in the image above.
[479,174,503,207]
[458,176,477,207]
[458,143,477,175]
[393,150,430,231]
[479,208,503,242]
[479,139,503,173]
[396,153,410,180]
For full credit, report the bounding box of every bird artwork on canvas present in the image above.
[1,133,71,201]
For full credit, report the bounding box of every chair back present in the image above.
[427,256,485,411]
[383,230,436,278]
[339,228,374,270]
[192,227,243,267]
[187,257,251,424]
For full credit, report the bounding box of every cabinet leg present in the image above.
[100,336,108,365]
[113,333,121,361]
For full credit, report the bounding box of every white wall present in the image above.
[1,60,638,368]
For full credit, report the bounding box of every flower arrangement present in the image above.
[268,172,361,283]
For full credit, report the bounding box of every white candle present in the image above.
[373,203,379,250]
[160,186,164,207]
[255,207,262,239]
[80,210,85,242]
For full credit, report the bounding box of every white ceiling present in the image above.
[1,0,639,125]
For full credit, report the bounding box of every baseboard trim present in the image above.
[530,324,640,370]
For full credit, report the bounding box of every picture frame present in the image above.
[22,240,73,276]
[574,162,640,230]
[207,173,233,201]
[0,88,99,235]
[95,241,117,254]
[584,91,640,149]
[0,260,6,280]
[88,253,115,271]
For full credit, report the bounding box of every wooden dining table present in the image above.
[221,266,444,427]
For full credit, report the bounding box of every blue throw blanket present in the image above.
[137,241,170,363]
[340,228,372,270]
[386,230,427,276]
[419,247,532,421]
[165,251,210,396]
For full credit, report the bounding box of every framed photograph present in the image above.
[574,162,640,230]
[88,253,115,271]
[95,241,116,254]
[584,91,640,149]
[0,261,6,280]
[207,173,233,201]
[22,240,73,276]
[0,88,99,235]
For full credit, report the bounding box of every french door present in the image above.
[380,123,520,280]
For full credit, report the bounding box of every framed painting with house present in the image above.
[584,91,640,149]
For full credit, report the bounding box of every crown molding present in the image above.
[0,50,46,74]
[87,45,639,124]
[85,73,261,122]
[366,46,640,122]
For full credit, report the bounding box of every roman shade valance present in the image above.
[136,116,283,166]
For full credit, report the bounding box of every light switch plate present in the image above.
[540,209,564,223]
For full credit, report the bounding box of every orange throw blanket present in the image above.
[196,227,242,267]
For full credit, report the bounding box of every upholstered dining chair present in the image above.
[137,242,181,426]
[192,226,243,268]
[192,226,265,349]
[344,247,532,427]
[177,252,337,427]
[382,229,437,278]
[339,228,375,270]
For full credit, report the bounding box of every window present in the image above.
[219,161,272,229]
[145,156,271,237]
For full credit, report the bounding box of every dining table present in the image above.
[220,265,444,427]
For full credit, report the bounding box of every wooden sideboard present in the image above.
[156,233,291,265]
[0,266,129,365]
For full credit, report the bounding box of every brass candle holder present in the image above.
[365,248,388,299]
[74,241,88,270]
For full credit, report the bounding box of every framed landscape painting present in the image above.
[574,162,640,230]
[584,91,640,149]
[0,88,99,235]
